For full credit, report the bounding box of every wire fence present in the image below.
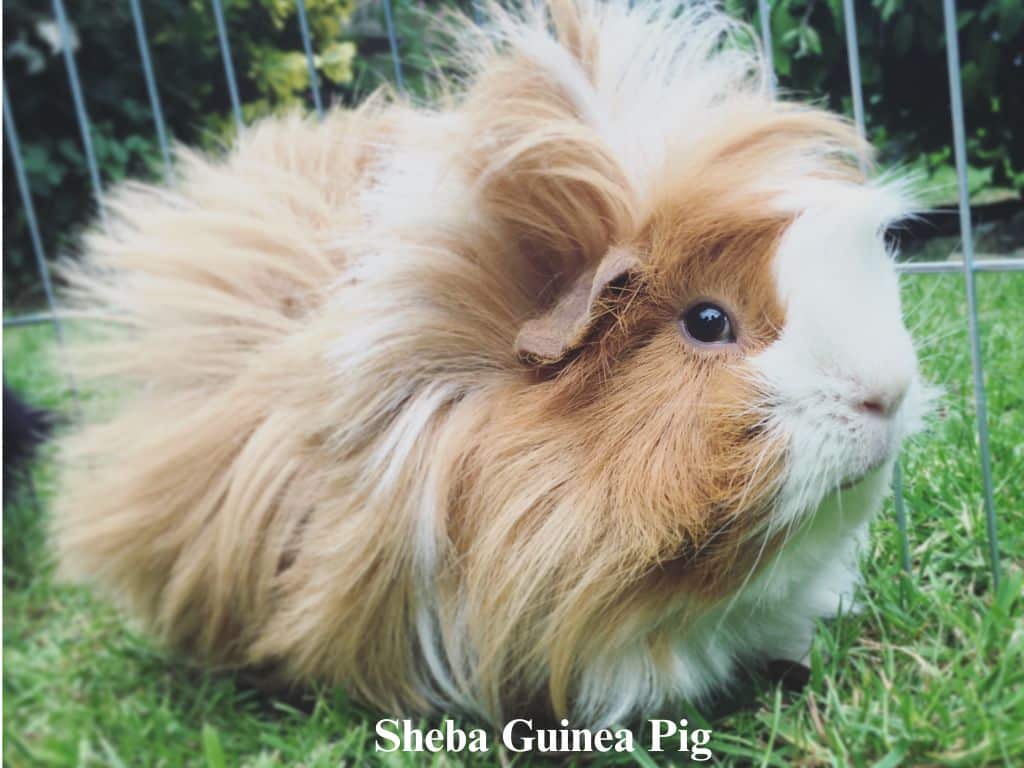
[4,0,1022,588]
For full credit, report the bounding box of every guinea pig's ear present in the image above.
[515,247,642,366]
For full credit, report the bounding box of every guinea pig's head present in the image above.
[447,0,928,719]
[497,126,926,580]
[459,97,928,722]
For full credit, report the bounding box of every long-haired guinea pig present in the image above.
[54,0,926,726]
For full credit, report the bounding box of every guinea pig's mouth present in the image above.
[838,458,887,491]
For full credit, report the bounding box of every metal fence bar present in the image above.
[941,0,1001,590]
[3,313,62,329]
[842,0,867,173]
[295,0,324,118]
[758,0,776,97]
[892,463,912,573]
[3,89,65,344]
[4,87,78,400]
[52,0,105,224]
[382,0,406,93]
[897,258,1024,274]
[211,0,244,134]
[129,0,173,174]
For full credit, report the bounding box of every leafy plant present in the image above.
[3,0,364,306]
[728,0,1024,205]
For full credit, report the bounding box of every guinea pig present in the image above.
[53,0,927,727]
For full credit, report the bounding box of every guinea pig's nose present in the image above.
[855,383,908,418]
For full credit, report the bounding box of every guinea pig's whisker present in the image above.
[908,325,962,352]
[711,521,775,635]
[714,448,788,627]
[756,462,820,606]
[761,513,802,601]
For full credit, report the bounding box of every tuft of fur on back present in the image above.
[55,0,880,725]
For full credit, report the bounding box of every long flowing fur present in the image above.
[54,0,879,724]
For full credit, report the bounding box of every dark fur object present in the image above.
[3,383,52,507]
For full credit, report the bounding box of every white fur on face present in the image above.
[755,182,927,533]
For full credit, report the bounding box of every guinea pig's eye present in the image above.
[680,301,736,345]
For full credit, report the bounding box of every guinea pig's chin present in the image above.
[769,428,902,534]
[771,370,929,529]
[839,456,889,492]
[820,460,893,524]
[812,435,899,519]
[773,459,892,539]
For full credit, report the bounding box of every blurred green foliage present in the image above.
[2,0,449,306]
[4,0,1022,307]
[730,0,1024,202]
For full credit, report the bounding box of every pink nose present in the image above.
[856,386,908,418]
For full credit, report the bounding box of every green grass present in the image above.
[4,272,1023,767]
